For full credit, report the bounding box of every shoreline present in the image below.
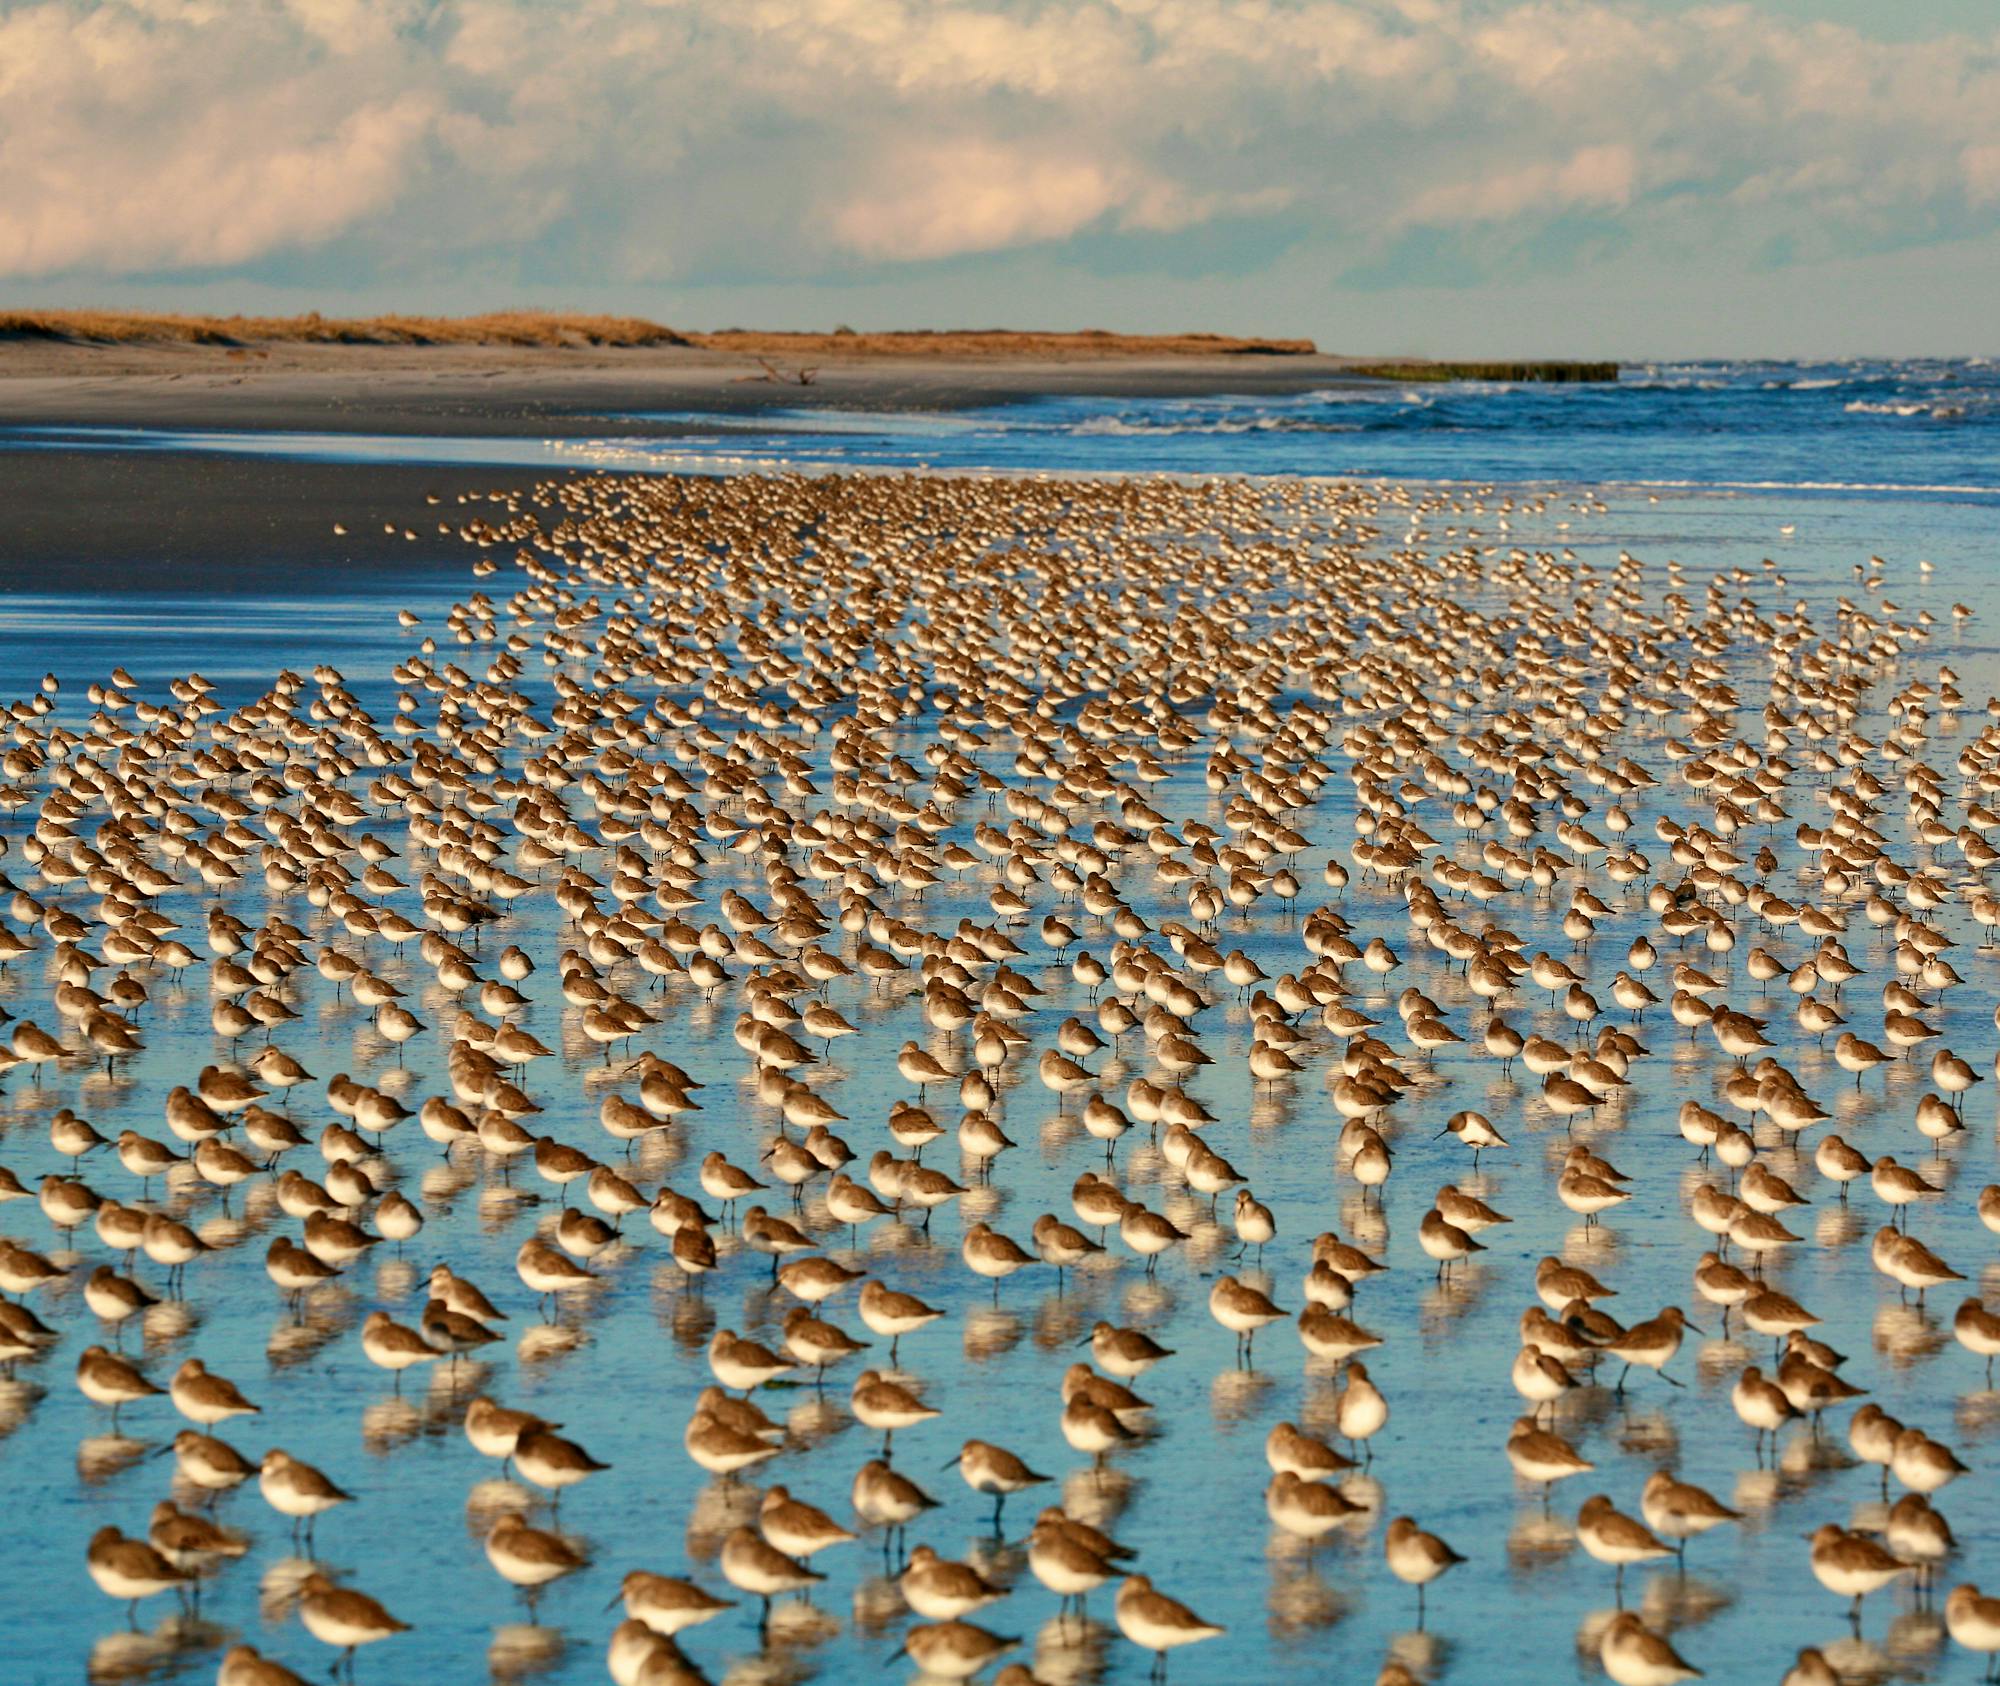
[0,344,1609,440]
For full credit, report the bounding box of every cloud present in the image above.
[0,0,1995,293]
[1965,144,2000,206]
[828,145,1131,261]
[1403,143,1639,226]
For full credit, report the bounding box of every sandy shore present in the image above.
[0,347,1368,581]
[0,342,1363,438]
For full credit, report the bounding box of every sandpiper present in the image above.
[1028,1512,1120,1619]
[1114,1573,1224,1678]
[86,1525,187,1623]
[1639,1471,1740,1561]
[260,1448,353,1543]
[609,1570,736,1638]
[485,1511,585,1609]
[1600,1611,1702,1685]
[1208,1274,1287,1363]
[948,1438,1051,1527]
[1946,1583,2000,1678]
[296,1572,409,1678]
[514,1427,610,1500]
[1578,1494,1672,1601]
[1808,1523,1910,1627]
[1334,1361,1389,1460]
[897,1620,1020,1681]
[1384,1516,1464,1623]
[901,1543,1004,1619]
[851,1368,941,1457]
[719,1524,823,1624]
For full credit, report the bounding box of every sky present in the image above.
[3,0,1997,358]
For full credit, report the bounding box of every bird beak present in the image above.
[941,1453,962,1469]
[1432,1128,1450,1138]
[601,1591,623,1613]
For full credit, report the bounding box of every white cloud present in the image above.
[1964,144,2000,206]
[828,145,1132,261]
[0,0,1994,285]
[1404,143,1638,226]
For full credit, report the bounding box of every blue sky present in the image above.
[4,0,1996,357]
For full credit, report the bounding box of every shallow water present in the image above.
[0,435,1998,1686]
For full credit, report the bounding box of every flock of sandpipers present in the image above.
[2,467,1999,1684]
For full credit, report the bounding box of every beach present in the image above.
[5,0,1988,1676]
[0,339,1362,579]
[1,353,1998,1686]
[0,339,1369,435]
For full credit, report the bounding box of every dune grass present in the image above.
[696,327,1318,358]
[0,310,692,348]
[0,311,1315,358]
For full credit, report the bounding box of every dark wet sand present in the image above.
[0,451,504,589]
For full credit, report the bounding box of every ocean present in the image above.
[10,357,2000,494]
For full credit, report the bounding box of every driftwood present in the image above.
[733,358,818,387]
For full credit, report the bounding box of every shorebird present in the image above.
[852,1456,939,1560]
[514,1428,610,1502]
[216,1646,313,1686]
[852,1369,941,1457]
[961,1222,1036,1301]
[260,1449,352,1544]
[857,1280,945,1363]
[86,1525,187,1624]
[1266,1469,1363,1544]
[1506,1416,1592,1505]
[896,1621,1020,1680]
[1208,1274,1287,1363]
[609,1570,736,1638]
[1577,1494,1673,1602]
[170,1356,259,1425]
[75,1344,161,1430]
[1029,1512,1118,1621]
[1639,1471,1741,1561]
[1114,1574,1224,1678]
[485,1512,585,1610]
[719,1525,823,1626]
[296,1573,409,1678]
[1947,1584,2000,1679]
[900,1543,1004,1618]
[1808,1523,1911,1627]
[1335,1360,1389,1460]
[82,1264,151,1344]
[1599,1611,1702,1685]
[1604,1307,1697,1392]
[1089,1320,1173,1379]
[946,1439,1050,1528]
[1384,1516,1464,1623]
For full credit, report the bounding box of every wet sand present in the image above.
[0,450,508,588]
